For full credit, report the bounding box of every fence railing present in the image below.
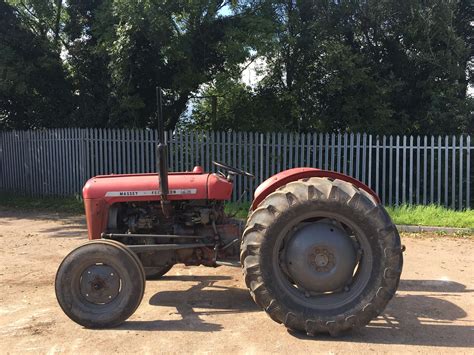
[0,129,472,209]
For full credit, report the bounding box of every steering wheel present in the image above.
[212,161,255,179]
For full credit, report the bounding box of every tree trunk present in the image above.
[54,0,63,49]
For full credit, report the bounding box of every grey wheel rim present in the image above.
[273,210,373,310]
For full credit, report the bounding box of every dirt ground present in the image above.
[0,210,473,354]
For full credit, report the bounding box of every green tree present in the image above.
[186,74,295,131]
[1,0,472,133]
[62,0,114,127]
[6,0,66,49]
[193,0,473,135]
[93,0,257,129]
[0,1,73,129]
[2,0,262,130]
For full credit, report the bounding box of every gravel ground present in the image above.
[0,210,472,354]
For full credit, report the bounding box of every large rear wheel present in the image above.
[55,240,146,328]
[241,177,403,336]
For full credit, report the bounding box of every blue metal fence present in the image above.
[0,129,471,209]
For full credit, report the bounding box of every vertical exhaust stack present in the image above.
[156,87,172,217]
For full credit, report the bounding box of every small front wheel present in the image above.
[55,240,146,328]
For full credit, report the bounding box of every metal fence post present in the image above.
[466,136,471,209]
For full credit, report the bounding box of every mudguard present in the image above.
[251,168,380,210]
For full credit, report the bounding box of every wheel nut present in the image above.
[315,253,329,267]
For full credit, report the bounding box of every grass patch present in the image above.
[224,203,473,229]
[400,231,474,239]
[225,203,473,228]
[386,204,473,229]
[1,194,472,229]
[225,202,473,229]
[0,193,84,214]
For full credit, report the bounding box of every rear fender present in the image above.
[251,168,380,210]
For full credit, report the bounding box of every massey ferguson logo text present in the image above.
[105,189,197,197]
[118,191,139,196]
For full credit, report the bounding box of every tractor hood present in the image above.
[83,170,233,201]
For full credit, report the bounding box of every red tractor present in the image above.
[55,91,403,336]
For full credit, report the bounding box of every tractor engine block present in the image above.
[106,201,240,267]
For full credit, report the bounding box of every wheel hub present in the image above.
[284,222,357,293]
[80,264,120,304]
[310,248,335,272]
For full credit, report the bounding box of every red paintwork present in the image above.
[251,167,380,210]
[83,166,233,239]
[84,198,108,241]
[83,165,379,240]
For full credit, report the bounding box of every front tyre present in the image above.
[55,240,146,328]
[241,177,403,336]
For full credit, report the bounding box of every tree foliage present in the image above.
[193,0,473,134]
[0,0,472,134]
[0,1,72,128]
[1,0,255,129]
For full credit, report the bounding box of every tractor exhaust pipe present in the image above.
[156,87,172,217]
[157,143,169,196]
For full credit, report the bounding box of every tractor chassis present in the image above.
[101,228,240,265]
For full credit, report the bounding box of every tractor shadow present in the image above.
[289,279,474,348]
[1,210,87,238]
[41,216,87,238]
[120,274,260,332]
[119,276,473,346]
[43,225,86,238]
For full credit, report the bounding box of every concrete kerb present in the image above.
[396,224,473,235]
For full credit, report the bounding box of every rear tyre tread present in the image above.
[241,177,403,336]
